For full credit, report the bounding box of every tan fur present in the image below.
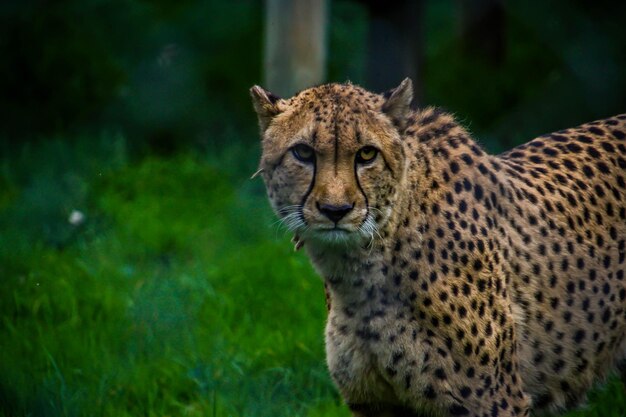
[251,80,626,417]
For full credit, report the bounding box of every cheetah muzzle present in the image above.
[251,79,626,417]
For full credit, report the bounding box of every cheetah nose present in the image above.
[317,202,354,223]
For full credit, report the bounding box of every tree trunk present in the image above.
[361,0,424,106]
[264,0,328,97]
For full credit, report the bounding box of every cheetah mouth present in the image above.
[309,226,355,242]
[317,226,352,234]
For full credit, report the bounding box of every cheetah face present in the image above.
[251,80,412,248]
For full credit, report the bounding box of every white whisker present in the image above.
[357,210,383,255]
[272,204,307,236]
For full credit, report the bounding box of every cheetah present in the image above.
[250,78,626,416]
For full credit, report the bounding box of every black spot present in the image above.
[596,161,610,174]
[601,142,615,153]
[471,145,484,156]
[582,165,594,178]
[491,402,500,417]
[543,147,558,156]
[573,329,585,343]
[449,404,470,416]
[393,274,402,286]
[566,143,582,153]
[534,393,553,408]
[587,146,601,159]
[405,373,412,389]
[434,368,446,380]
[473,260,483,271]
[461,154,474,165]
[553,359,565,372]
[424,385,437,399]
[460,386,472,398]
[462,283,471,296]
[563,311,572,322]
[588,126,604,135]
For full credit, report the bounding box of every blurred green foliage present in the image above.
[0,0,263,151]
[0,135,337,416]
[1,0,626,416]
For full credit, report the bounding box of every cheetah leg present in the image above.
[347,403,425,417]
[618,362,626,394]
[324,282,332,311]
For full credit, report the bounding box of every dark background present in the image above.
[2,0,625,154]
[1,1,626,416]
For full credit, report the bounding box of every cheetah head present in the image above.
[251,79,412,249]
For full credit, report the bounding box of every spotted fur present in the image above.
[250,79,626,417]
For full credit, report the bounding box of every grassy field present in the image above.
[1,135,625,417]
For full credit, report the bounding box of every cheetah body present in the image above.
[251,79,626,417]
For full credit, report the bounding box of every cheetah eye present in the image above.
[356,146,378,164]
[291,144,315,163]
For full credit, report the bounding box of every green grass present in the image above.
[0,134,624,416]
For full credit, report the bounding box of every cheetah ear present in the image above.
[382,78,413,124]
[250,85,283,133]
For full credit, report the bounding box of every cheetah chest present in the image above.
[324,296,424,406]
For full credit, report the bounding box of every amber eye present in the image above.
[356,146,378,164]
[291,144,315,163]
